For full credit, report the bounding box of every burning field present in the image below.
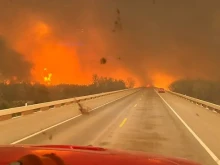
[1,0,220,88]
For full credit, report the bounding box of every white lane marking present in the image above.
[10,91,139,144]
[10,114,82,144]
[156,92,220,165]
[134,104,137,107]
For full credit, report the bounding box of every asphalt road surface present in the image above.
[11,88,220,165]
[0,89,138,144]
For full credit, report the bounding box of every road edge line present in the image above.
[156,90,220,165]
[10,90,140,144]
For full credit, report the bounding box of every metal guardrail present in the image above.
[167,90,220,114]
[0,88,140,121]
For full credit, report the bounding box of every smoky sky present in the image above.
[1,0,220,84]
[0,36,32,81]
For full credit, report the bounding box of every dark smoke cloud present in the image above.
[1,0,220,84]
[0,36,32,81]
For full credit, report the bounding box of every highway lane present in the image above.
[159,91,220,165]
[0,89,139,144]
[15,89,144,145]
[93,88,216,165]
[15,88,217,165]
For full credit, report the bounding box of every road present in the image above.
[0,89,138,144]
[7,88,220,165]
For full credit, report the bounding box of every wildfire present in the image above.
[4,80,10,85]
[11,19,142,85]
[44,73,52,84]
[152,73,176,89]
[2,76,18,85]
[43,68,52,85]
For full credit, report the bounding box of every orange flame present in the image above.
[152,73,176,89]
[4,80,10,85]
[42,68,52,85]
[11,20,150,86]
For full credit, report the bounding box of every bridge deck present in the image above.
[1,88,219,165]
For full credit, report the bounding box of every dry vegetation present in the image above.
[169,79,220,105]
[0,75,131,110]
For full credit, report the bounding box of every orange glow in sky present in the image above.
[14,21,88,85]
[11,20,137,85]
[152,73,176,89]
[11,20,176,87]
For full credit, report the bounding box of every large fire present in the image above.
[14,21,87,85]
[8,19,175,87]
[10,20,138,85]
[43,68,52,85]
[152,73,176,89]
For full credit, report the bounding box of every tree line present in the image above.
[169,79,220,105]
[0,75,134,110]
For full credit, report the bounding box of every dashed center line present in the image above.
[119,118,127,127]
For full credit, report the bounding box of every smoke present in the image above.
[0,36,32,81]
[0,0,220,86]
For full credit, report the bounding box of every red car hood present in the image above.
[0,145,201,165]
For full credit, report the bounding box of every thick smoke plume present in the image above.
[0,36,32,81]
[0,0,220,87]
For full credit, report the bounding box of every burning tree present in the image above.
[126,77,135,88]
